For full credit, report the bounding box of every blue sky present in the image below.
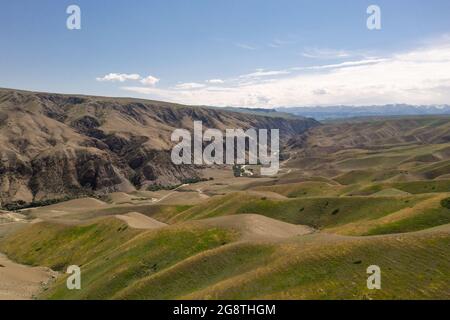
[1,0,450,107]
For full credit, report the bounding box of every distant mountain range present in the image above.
[277,105,450,120]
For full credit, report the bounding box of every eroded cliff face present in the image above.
[0,88,319,205]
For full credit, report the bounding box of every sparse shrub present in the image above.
[441,197,450,209]
[2,196,77,211]
[147,185,163,191]
[331,208,340,215]
[99,194,113,203]
[147,184,181,192]
[181,177,209,184]
[50,262,67,272]
[147,177,209,192]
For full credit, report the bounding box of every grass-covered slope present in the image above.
[184,227,450,300]
[169,191,450,235]
[0,218,237,299]
[253,181,351,198]
[0,218,448,300]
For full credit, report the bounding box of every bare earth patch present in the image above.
[0,253,56,300]
[197,214,315,242]
[115,212,168,230]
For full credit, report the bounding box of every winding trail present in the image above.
[151,184,189,203]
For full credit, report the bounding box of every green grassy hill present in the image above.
[0,217,448,300]
[0,218,237,299]
[350,180,450,196]
[168,191,450,236]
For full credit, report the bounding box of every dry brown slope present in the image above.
[0,253,56,300]
[0,88,318,205]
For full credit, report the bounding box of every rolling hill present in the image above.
[1,216,448,300]
[0,90,449,300]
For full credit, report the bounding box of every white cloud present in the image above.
[96,73,160,86]
[207,79,225,84]
[140,75,160,86]
[235,43,257,50]
[299,59,387,71]
[96,73,141,82]
[313,89,327,95]
[240,69,291,78]
[268,39,296,48]
[121,41,450,107]
[301,48,358,59]
[175,82,206,90]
